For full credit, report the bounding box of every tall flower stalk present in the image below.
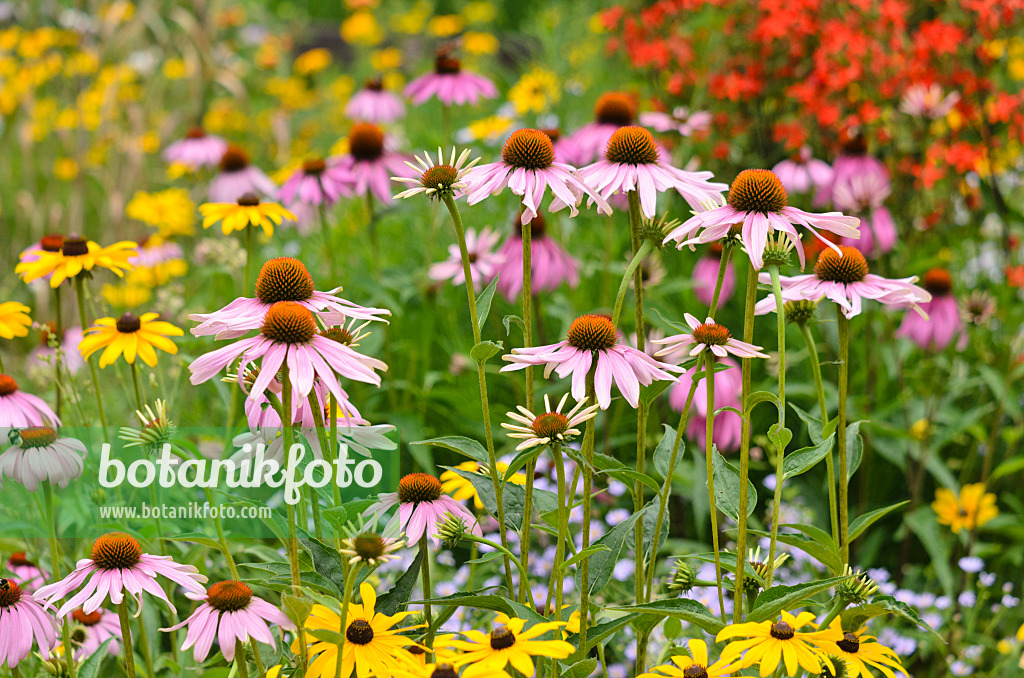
[837,308,851,564]
[517,209,536,606]
[575,371,597,662]
[732,261,758,620]
[42,481,78,678]
[74,276,107,434]
[764,263,789,586]
[703,350,726,618]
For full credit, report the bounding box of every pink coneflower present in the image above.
[568,92,638,164]
[332,123,409,204]
[754,246,931,319]
[190,257,390,340]
[578,126,726,218]
[429,226,504,292]
[542,128,583,166]
[502,393,600,451]
[0,426,86,491]
[277,157,354,208]
[464,128,611,225]
[35,532,207,616]
[897,268,965,351]
[208,146,276,203]
[162,580,294,662]
[816,130,888,207]
[664,169,860,270]
[28,324,85,379]
[653,314,768,360]
[670,357,743,452]
[346,77,406,123]
[693,244,735,307]
[771,146,833,195]
[639,106,712,137]
[163,126,229,170]
[5,552,47,593]
[364,473,481,548]
[0,374,60,428]
[239,362,366,431]
[494,213,579,302]
[501,314,681,410]
[67,607,121,660]
[832,171,897,257]
[900,83,960,119]
[189,301,387,407]
[0,578,58,668]
[404,51,497,106]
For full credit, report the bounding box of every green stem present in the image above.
[837,308,850,565]
[817,598,849,631]
[575,370,597,663]
[74,277,108,436]
[798,322,839,547]
[610,240,653,329]
[201,484,240,579]
[235,640,251,678]
[461,535,532,602]
[419,535,434,654]
[43,482,78,678]
[54,286,62,417]
[130,363,144,412]
[280,365,309,671]
[765,265,788,587]
[136,612,157,678]
[518,216,535,605]
[116,600,138,678]
[333,562,360,678]
[11,665,24,678]
[441,194,514,592]
[704,352,725,619]
[545,442,568,616]
[732,260,757,621]
[707,244,734,320]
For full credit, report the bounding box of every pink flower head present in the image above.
[639,106,712,137]
[832,171,897,257]
[67,607,122,660]
[346,77,406,122]
[464,128,611,225]
[28,325,85,378]
[900,83,960,119]
[669,357,743,452]
[163,126,229,170]
[897,268,965,351]
[501,314,681,410]
[494,212,579,302]
[664,169,861,271]
[544,128,583,165]
[692,244,735,307]
[332,123,409,203]
[568,92,638,164]
[35,532,208,616]
[0,578,58,668]
[189,257,390,340]
[0,374,60,429]
[771,146,833,195]
[815,130,889,207]
[5,552,47,593]
[754,246,931,319]
[209,146,277,203]
[277,157,354,208]
[579,125,726,220]
[429,227,504,292]
[404,51,497,106]
[364,473,481,548]
[653,314,768,361]
[0,426,86,491]
[162,580,295,663]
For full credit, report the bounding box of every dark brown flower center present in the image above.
[91,532,143,570]
[0,579,22,607]
[595,92,635,126]
[422,164,459,190]
[837,632,860,654]
[683,666,709,678]
[352,535,386,560]
[72,608,104,626]
[542,128,561,143]
[116,312,142,334]
[605,126,660,165]
[321,326,355,346]
[186,126,207,139]
[840,128,868,156]
[490,625,517,650]
[815,247,869,284]
[531,412,570,439]
[349,123,384,161]
[41,234,65,252]
[207,581,253,612]
[923,268,952,296]
[220,146,250,172]
[365,77,383,91]
[303,158,327,174]
[237,192,261,207]
[566,314,618,351]
[692,322,731,346]
[255,257,316,304]
[431,664,458,678]
[261,301,317,344]
[435,55,461,74]
[346,619,374,645]
[728,169,788,214]
[0,374,19,396]
[770,621,795,640]
[17,426,59,448]
[397,473,443,503]
[7,552,33,567]
[61,235,90,257]
[502,129,555,170]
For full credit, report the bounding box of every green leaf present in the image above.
[501,446,543,488]
[747,390,782,416]
[445,466,557,530]
[848,501,909,540]
[377,549,423,616]
[768,423,793,451]
[413,437,488,464]
[586,614,639,651]
[476,277,498,328]
[559,544,611,573]
[471,340,503,364]
[576,509,643,595]
[642,499,670,559]
[417,592,548,626]
[747,527,841,574]
[560,659,598,678]
[711,446,756,521]
[746,576,851,622]
[640,380,674,405]
[653,424,680,479]
[846,420,865,477]
[603,467,662,495]
[161,532,225,551]
[904,506,954,596]
[782,434,836,479]
[299,537,347,593]
[789,402,837,446]
[282,592,315,628]
[842,594,941,638]
[609,599,724,635]
[503,314,527,337]
[78,638,115,678]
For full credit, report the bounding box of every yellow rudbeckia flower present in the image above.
[807,619,907,678]
[717,610,840,677]
[442,613,573,677]
[199,194,296,237]
[931,483,998,534]
[16,236,136,288]
[440,461,526,510]
[0,301,32,340]
[639,638,742,678]
[79,312,183,368]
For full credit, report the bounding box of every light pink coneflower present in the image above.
[639,106,712,137]
[502,393,600,451]
[897,268,965,351]
[692,244,735,307]
[163,126,229,170]
[162,580,295,663]
[67,607,121,660]
[0,426,86,491]
[493,213,579,302]
[208,146,277,203]
[0,374,60,428]
[568,92,638,164]
[364,473,481,548]
[429,226,504,292]
[404,51,497,107]
[771,146,833,195]
[5,552,47,593]
[464,128,611,225]
[543,128,583,166]
[277,157,354,208]
[653,314,768,360]
[190,257,390,340]
[900,83,960,119]
[832,171,897,257]
[332,123,409,204]
[815,130,889,207]
[664,169,860,270]
[501,314,681,410]
[0,578,58,668]
[670,357,743,452]
[35,532,207,616]
[754,246,931,319]
[578,126,727,219]
[346,77,406,123]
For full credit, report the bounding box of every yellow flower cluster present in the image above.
[126,188,196,237]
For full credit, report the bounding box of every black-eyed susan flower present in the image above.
[199,193,296,237]
[931,483,998,534]
[79,312,183,368]
[717,610,841,677]
[443,613,573,677]
[16,235,136,288]
[807,620,906,678]
[0,301,32,340]
[638,638,741,678]
[439,461,526,511]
